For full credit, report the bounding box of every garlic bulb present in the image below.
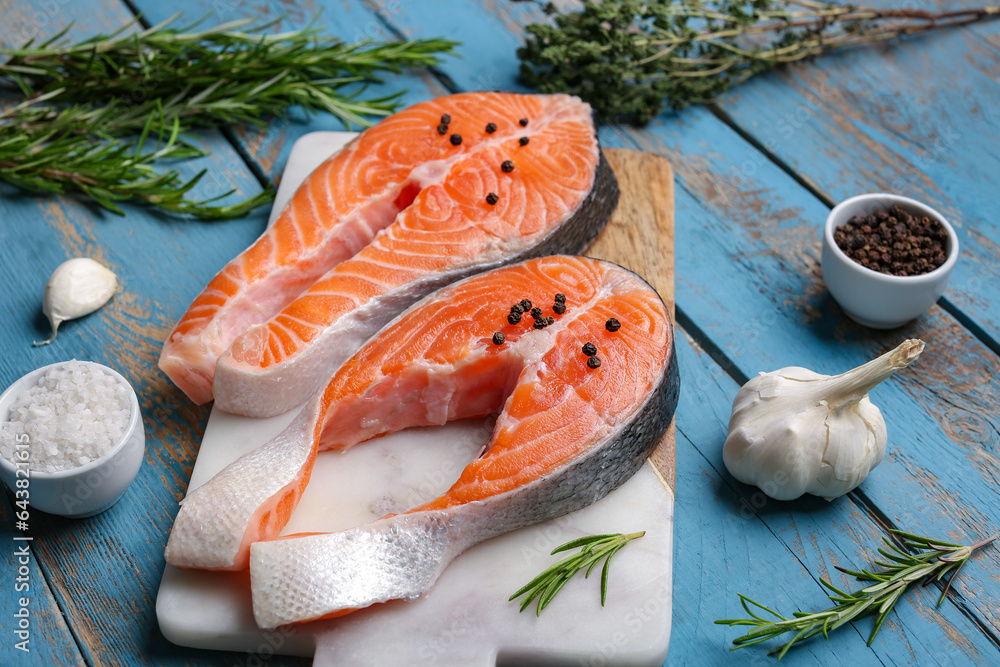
[723,339,925,502]
[33,258,118,347]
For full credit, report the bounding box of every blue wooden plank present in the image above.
[0,502,84,666]
[363,0,1000,655]
[126,0,453,181]
[613,109,1000,636]
[629,113,1000,640]
[708,4,1000,349]
[365,0,539,93]
[3,1,996,665]
[671,330,1000,665]
[0,1,304,664]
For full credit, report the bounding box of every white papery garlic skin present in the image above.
[34,257,118,346]
[722,339,925,502]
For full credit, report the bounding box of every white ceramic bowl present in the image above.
[821,193,959,328]
[0,361,145,518]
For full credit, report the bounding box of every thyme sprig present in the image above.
[0,15,456,217]
[715,529,998,659]
[515,0,1000,123]
[509,531,645,615]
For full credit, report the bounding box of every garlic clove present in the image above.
[815,399,887,500]
[33,257,118,347]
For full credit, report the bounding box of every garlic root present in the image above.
[33,257,118,347]
[722,339,925,502]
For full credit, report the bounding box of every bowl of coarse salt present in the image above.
[0,360,144,518]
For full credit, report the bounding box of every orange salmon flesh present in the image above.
[159,93,616,414]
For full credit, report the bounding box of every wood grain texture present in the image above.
[709,0,1000,348]
[1,0,998,664]
[671,330,1000,665]
[125,0,452,183]
[616,109,1000,640]
[598,148,676,493]
[0,503,84,667]
[596,149,676,308]
[0,1,304,665]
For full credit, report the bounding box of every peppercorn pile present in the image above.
[492,293,627,372]
[834,205,949,276]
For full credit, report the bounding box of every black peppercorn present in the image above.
[554,293,566,303]
[441,114,451,125]
[605,318,621,332]
[553,302,566,315]
[486,122,497,134]
[519,137,530,147]
[582,342,597,357]
[510,303,524,314]
[520,299,532,311]
[587,356,601,369]
[492,332,505,345]
[546,316,554,325]
[834,204,949,276]
[436,124,448,135]
[486,192,499,205]
[450,134,462,146]
[501,160,515,173]
[507,312,522,325]
[529,307,543,320]
[533,319,546,330]
[519,118,528,127]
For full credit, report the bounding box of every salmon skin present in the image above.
[159,92,618,411]
[163,255,679,628]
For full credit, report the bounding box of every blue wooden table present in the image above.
[2,1,998,665]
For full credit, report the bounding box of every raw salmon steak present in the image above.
[163,256,679,629]
[159,92,618,411]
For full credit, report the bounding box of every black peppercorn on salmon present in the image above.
[164,255,679,629]
[159,93,619,415]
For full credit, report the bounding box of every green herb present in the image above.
[1,14,456,131]
[514,0,1000,123]
[715,529,997,659]
[509,531,645,615]
[0,98,271,218]
[0,14,457,217]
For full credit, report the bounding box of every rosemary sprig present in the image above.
[0,15,456,218]
[715,529,998,659]
[1,14,457,131]
[0,100,272,218]
[514,0,1000,123]
[509,531,645,615]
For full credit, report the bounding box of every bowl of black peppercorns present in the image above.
[821,193,959,328]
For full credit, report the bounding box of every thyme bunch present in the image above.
[0,15,456,218]
[715,529,997,659]
[509,531,645,615]
[515,0,999,123]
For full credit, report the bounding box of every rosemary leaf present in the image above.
[0,102,271,218]
[509,531,645,616]
[0,14,457,218]
[715,529,997,659]
[0,14,456,132]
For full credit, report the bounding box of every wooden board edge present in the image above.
[591,148,676,494]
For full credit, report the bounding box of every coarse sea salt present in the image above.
[0,361,130,473]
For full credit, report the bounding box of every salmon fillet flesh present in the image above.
[159,93,618,416]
